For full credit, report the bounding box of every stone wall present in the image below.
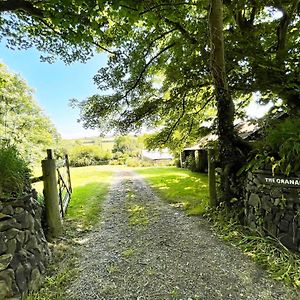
[0,194,50,299]
[245,171,300,252]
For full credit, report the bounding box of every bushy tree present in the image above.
[0,63,61,165]
[2,0,299,201]
[112,135,144,157]
[0,142,31,198]
[68,144,112,167]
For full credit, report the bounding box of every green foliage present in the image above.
[185,155,197,172]
[205,207,300,287]
[246,117,300,175]
[0,63,60,166]
[69,1,300,151]
[68,144,112,167]
[112,135,144,157]
[136,167,209,215]
[0,143,31,198]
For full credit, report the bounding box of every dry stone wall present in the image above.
[0,194,50,299]
[245,171,300,252]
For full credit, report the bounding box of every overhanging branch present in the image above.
[0,0,44,18]
[122,42,176,101]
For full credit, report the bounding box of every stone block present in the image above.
[15,211,30,229]
[278,219,289,232]
[15,264,27,292]
[285,192,299,203]
[6,239,17,255]
[270,188,282,198]
[14,207,24,215]
[5,228,20,240]
[267,222,278,236]
[23,262,32,281]
[274,211,283,223]
[38,262,45,274]
[24,230,30,243]
[247,172,253,181]
[2,205,14,216]
[0,254,13,271]
[248,193,261,208]
[0,279,10,299]
[25,235,38,251]
[16,232,25,245]
[261,196,273,212]
[284,211,295,222]
[0,219,19,231]
[0,269,15,296]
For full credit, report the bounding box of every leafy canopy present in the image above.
[71,0,300,149]
[1,1,299,150]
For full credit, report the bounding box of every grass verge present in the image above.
[205,207,300,289]
[27,166,115,300]
[136,166,209,215]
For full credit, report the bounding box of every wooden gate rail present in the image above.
[56,155,72,218]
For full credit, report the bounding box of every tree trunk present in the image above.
[208,0,242,202]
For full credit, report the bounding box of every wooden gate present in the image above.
[56,154,72,217]
[31,149,72,238]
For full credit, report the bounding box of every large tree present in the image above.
[2,0,299,200]
[0,63,61,164]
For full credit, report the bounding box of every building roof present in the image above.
[184,120,261,151]
[141,149,173,160]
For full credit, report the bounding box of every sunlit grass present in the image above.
[67,166,115,229]
[27,165,115,300]
[136,167,209,215]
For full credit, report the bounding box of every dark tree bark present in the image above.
[0,0,44,17]
[208,0,243,201]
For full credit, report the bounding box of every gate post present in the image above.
[42,149,62,239]
[208,148,218,207]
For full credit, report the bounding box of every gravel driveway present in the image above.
[66,169,299,300]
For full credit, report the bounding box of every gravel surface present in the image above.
[66,169,299,300]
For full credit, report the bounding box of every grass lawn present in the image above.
[136,166,209,215]
[67,165,115,229]
[28,165,115,300]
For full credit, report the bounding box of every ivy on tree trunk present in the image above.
[209,0,243,202]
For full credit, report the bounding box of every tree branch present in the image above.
[38,18,119,56]
[0,0,44,18]
[140,2,199,16]
[275,1,299,62]
[164,18,198,44]
[122,42,176,101]
[164,94,186,143]
[194,95,213,115]
[144,28,177,58]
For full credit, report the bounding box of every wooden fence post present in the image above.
[42,149,62,239]
[208,148,218,207]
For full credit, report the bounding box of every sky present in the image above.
[0,43,108,139]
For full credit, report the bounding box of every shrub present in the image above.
[186,155,197,172]
[69,145,112,167]
[0,143,31,198]
[245,117,300,175]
